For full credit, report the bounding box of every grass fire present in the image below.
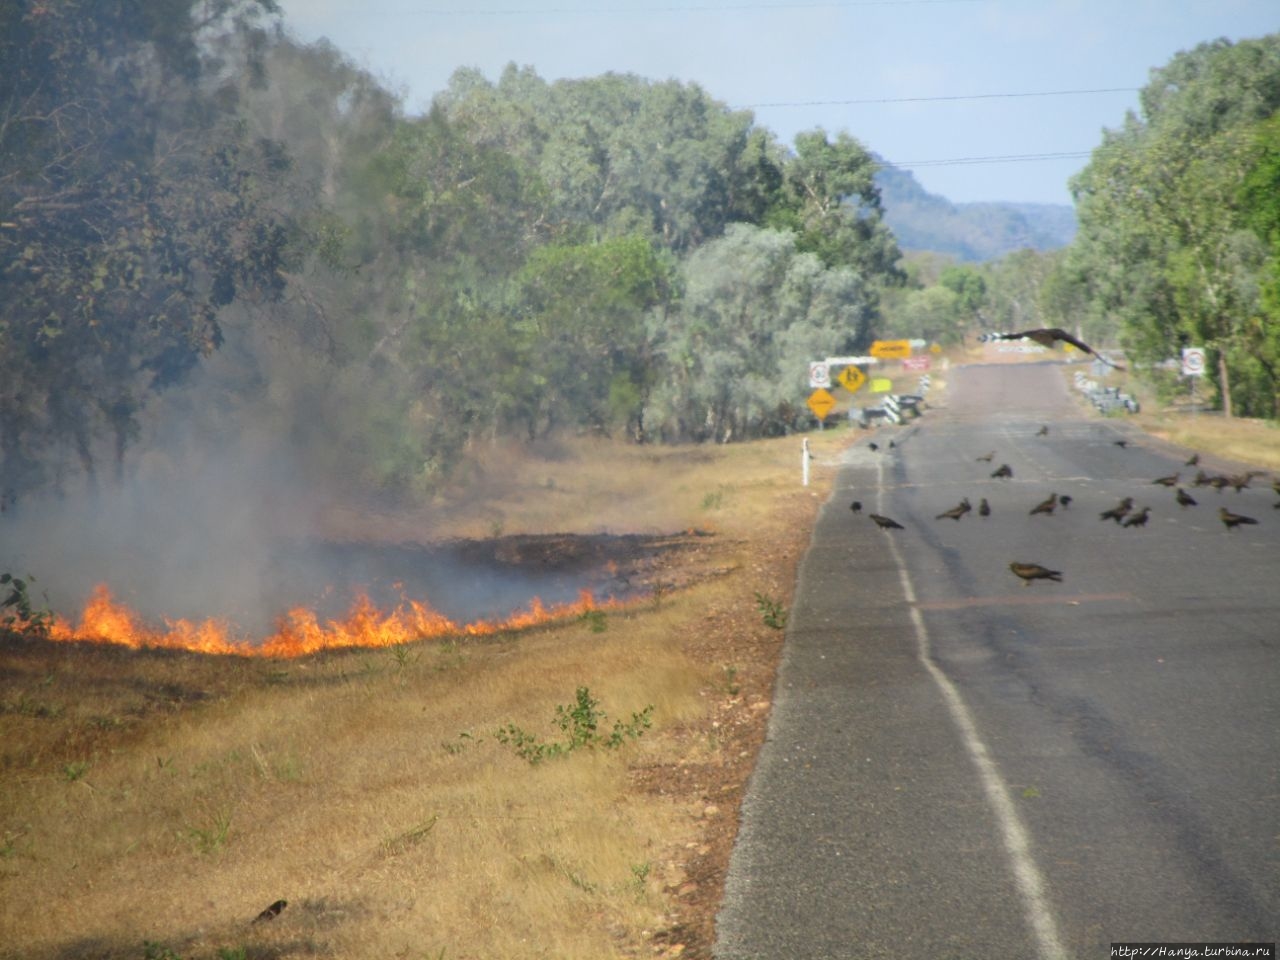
[48,583,626,658]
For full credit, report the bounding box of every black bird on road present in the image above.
[993,328,1125,369]
[1100,497,1134,524]
[1152,473,1180,487]
[1186,452,1200,466]
[936,498,972,521]
[868,442,879,452]
[1029,493,1058,516]
[1219,507,1259,531]
[1122,506,1151,528]
[979,498,991,517]
[1175,487,1197,508]
[869,513,905,530]
[991,463,1013,479]
[1059,494,1073,509]
[849,500,863,513]
[1009,562,1063,585]
[253,900,288,924]
[1114,439,1130,448]
[1036,425,1049,436]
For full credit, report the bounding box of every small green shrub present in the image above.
[495,687,653,765]
[754,592,787,630]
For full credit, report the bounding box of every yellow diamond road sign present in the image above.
[807,388,837,420]
[836,366,867,393]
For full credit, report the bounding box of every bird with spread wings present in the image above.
[993,328,1125,370]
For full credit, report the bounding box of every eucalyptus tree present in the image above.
[647,224,874,442]
[1070,34,1280,417]
[0,0,291,506]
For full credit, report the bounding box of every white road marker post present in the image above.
[802,438,811,487]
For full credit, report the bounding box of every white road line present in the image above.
[877,458,1069,960]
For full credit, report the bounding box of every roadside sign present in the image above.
[903,356,931,372]
[870,339,912,360]
[1181,347,1206,377]
[836,366,867,393]
[808,361,831,388]
[870,378,893,393]
[807,388,837,420]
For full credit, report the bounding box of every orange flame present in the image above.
[48,583,626,658]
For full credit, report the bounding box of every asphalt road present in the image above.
[715,362,1279,959]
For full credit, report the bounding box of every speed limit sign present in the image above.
[809,361,831,388]
[1181,347,1206,377]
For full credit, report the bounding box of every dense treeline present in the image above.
[1,3,902,505]
[883,33,1280,420]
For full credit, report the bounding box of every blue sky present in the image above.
[281,1,1278,207]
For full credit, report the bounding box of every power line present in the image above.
[410,0,980,13]
[882,151,1093,169]
[743,87,1138,108]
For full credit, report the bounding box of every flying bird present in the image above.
[993,328,1125,369]
[1122,506,1151,528]
[936,498,972,521]
[979,498,991,517]
[1100,496,1134,524]
[1152,473,1179,487]
[1175,487,1197,508]
[976,451,995,462]
[849,500,863,514]
[1219,507,1258,531]
[1029,493,1058,516]
[991,463,1013,479]
[869,513,905,530]
[253,900,288,924]
[1009,562,1063,585]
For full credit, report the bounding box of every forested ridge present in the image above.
[3,3,1279,508]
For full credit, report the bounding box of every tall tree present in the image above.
[0,0,291,506]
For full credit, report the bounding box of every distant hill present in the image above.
[873,164,1077,262]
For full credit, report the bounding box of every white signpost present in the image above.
[809,361,831,389]
[1181,347,1206,377]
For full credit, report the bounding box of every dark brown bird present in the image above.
[976,451,995,462]
[1193,470,1212,487]
[1122,506,1151,528]
[1036,425,1049,437]
[1175,487,1197,508]
[1152,473,1179,487]
[1100,496,1134,524]
[1209,475,1232,492]
[849,500,863,513]
[868,442,879,452]
[979,498,991,517]
[1029,493,1058,516]
[1058,494,1073,509]
[993,328,1125,369]
[1219,507,1258,531]
[869,513,904,530]
[936,498,972,521]
[253,899,288,924]
[991,463,1013,479]
[1113,439,1129,448]
[1185,452,1200,466]
[1009,562,1063,585]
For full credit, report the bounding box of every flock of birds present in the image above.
[850,430,1274,588]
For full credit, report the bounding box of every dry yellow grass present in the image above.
[0,428,852,960]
